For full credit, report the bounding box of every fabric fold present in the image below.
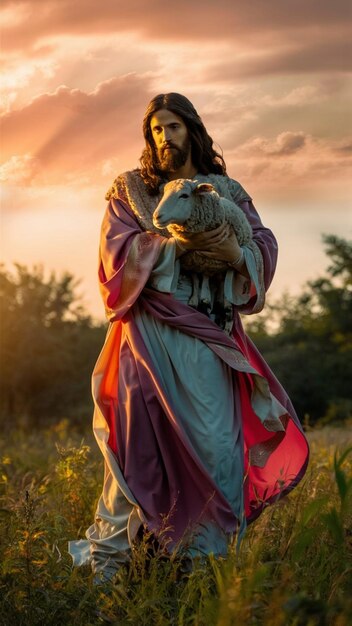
[68,170,309,572]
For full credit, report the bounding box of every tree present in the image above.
[0,264,105,427]
[245,235,352,424]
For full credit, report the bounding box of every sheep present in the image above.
[153,178,252,273]
[152,178,253,326]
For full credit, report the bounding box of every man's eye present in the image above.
[179,193,189,199]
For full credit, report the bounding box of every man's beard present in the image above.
[157,137,191,173]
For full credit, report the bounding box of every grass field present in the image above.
[0,421,351,626]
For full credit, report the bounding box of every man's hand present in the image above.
[178,223,231,250]
[178,224,241,262]
[175,223,249,277]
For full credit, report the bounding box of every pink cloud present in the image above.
[225,133,352,196]
[333,142,352,156]
[0,154,39,183]
[239,132,307,157]
[1,74,154,185]
[205,38,352,81]
[2,0,351,51]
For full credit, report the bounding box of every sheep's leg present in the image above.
[198,275,212,316]
[188,273,200,308]
[223,296,234,335]
[212,276,225,325]
[213,277,234,333]
[214,278,225,309]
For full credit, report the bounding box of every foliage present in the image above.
[0,423,351,625]
[245,235,352,425]
[1,234,351,428]
[0,264,105,427]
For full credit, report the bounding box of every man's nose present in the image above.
[162,128,171,143]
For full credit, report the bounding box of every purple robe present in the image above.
[88,185,309,553]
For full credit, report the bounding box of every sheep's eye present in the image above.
[179,193,189,199]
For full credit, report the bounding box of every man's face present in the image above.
[150,109,191,173]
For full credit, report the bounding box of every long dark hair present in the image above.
[140,93,227,195]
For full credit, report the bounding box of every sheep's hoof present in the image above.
[188,295,199,308]
[198,300,212,316]
[223,300,234,334]
[224,319,234,335]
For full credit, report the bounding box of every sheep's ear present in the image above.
[194,183,215,195]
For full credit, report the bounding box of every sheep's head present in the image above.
[153,179,216,229]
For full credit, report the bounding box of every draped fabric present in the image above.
[69,173,309,573]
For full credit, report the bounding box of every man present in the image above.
[69,93,309,578]
[142,104,248,275]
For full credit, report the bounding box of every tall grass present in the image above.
[0,422,351,626]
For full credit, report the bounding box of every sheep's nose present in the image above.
[153,212,166,228]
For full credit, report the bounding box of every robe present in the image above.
[68,172,309,575]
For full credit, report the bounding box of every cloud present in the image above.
[225,132,352,197]
[1,0,351,51]
[239,132,307,157]
[2,71,351,195]
[0,32,161,115]
[205,38,352,82]
[333,142,352,156]
[259,85,324,107]
[1,74,155,185]
[2,2,350,125]
[0,154,39,184]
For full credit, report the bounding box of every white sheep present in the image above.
[152,178,253,321]
[153,178,252,275]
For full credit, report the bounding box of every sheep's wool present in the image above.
[106,169,265,313]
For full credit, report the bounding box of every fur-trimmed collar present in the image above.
[105,169,252,236]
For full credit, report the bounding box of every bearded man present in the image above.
[69,93,309,579]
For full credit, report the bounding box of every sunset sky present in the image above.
[1,0,351,320]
